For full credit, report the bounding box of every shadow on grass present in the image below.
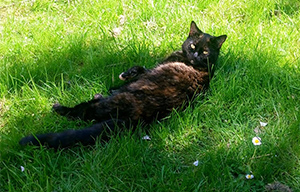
[275,0,300,16]
[1,34,165,93]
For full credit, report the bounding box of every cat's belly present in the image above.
[129,62,208,96]
[119,62,209,121]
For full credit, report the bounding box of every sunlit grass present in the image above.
[1,0,300,191]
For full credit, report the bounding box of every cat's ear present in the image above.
[189,21,203,36]
[214,35,227,49]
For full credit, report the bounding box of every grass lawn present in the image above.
[1,0,300,191]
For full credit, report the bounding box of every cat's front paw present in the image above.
[93,93,104,100]
[118,66,146,81]
[119,72,126,81]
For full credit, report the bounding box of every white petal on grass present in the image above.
[119,15,126,25]
[20,166,25,172]
[193,160,199,166]
[254,127,262,134]
[260,122,268,127]
[252,136,262,146]
[142,135,151,141]
[245,174,254,179]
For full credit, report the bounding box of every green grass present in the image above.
[1,0,300,191]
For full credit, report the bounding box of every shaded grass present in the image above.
[1,0,300,191]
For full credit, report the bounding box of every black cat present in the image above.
[19,21,227,149]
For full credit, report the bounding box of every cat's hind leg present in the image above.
[19,119,125,149]
[53,92,137,122]
[52,97,104,121]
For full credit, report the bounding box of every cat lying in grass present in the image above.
[19,21,227,149]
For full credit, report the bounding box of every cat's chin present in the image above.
[190,60,204,66]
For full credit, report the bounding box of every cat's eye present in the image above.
[203,51,208,55]
[190,44,196,50]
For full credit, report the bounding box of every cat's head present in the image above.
[182,21,227,68]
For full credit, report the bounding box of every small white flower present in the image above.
[252,136,262,146]
[20,166,25,172]
[245,174,254,179]
[260,122,268,127]
[142,135,151,141]
[112,27,123,37]
[193,160,199,166]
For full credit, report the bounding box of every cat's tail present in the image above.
[19,119,125,149]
